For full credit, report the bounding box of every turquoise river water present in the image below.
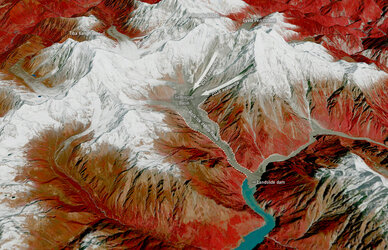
[235,179,275,250]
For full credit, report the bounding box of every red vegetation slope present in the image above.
[0,0,163,69]
[229,0,388,71]
[2,0,387,248]
[255,135,387,249]
[13,122,262,249]
[150,75,387,249]
[152,89,387,248]
[200,76,388,179]
[309,78,388,144]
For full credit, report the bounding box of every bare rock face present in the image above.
[0,0,386,249]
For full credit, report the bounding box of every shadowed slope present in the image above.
[13,122,261,249]
[309,78,388,144]
[0,88,17,117]
[154,106,249,210]
[202,84,311,173]
[152,75,387,249]
[0,0,150,70]
[229,0,388,71]
[254,135,387,249]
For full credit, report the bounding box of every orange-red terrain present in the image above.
[14,123,263,249]
[0,0,387,249]
[10,82,387,248]
[233,0,388,72]
[154,77,388,248]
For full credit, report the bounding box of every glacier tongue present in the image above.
[1,0,386,198]
[0,0,387,248]
[0,0,386,191]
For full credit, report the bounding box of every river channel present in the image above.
[157,85,388,249]
[166,92,276,249]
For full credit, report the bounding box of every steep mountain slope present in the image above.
[0,0,387,249]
